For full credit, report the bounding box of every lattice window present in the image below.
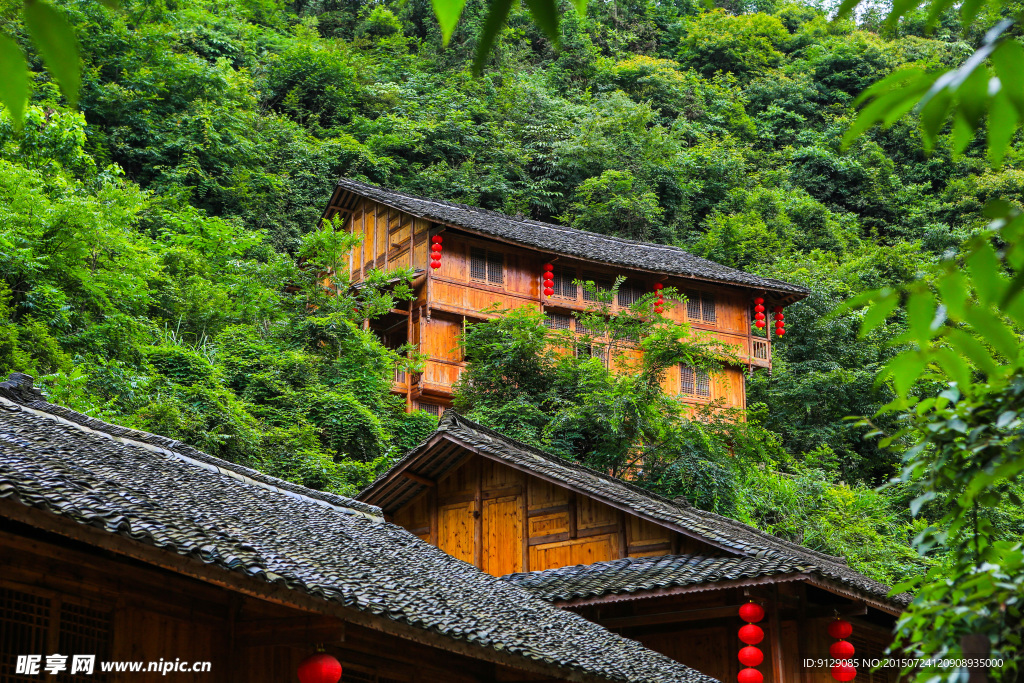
[0,588,50,683]
[58,603,112,682]
[617,281,644,307]
[680,365,711,397]
[470,248,504,285]
[470,248,487,280]
[551,268,577,299]
[576,343,607,365]
[544,313,572,330]
[0,587,111,683]
[419,403,442,417]
[487,251,504,285]
[581,272,612,302]
[685,291,717,323]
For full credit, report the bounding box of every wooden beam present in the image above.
[236,616,345,647]
[401,471,436,487]
[600,603,752,628]
[768,587,785,683]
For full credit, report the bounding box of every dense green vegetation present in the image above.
[2,0,1023,600]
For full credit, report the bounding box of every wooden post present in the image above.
[520,481,529,572]
[796,584,814,683]
[383,207,389,270]
[769,587,786,683]
[406,299,414,413]
[473,458,483,570]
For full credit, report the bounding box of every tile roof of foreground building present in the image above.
[331,178,810,301]
[0,373,716,683]
[362,411,909,611]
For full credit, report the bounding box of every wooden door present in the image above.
[438,502,475,564]
[482,496,522,576]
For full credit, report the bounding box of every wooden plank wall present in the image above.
[391,455,719,577]
[0,525,575,683]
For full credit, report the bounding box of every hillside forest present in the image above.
[2,0,1023,598]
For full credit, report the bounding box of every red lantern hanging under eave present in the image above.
[738,603,765,623]
[738,624,764,645]
[737,668,763,683]
[297,653,342,683]
[831,662,856,682]
[828,619,852,640]
[830,640,855,660]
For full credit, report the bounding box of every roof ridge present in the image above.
[0,373,384,519]
[333,178,808,294]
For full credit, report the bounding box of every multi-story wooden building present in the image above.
[360,413,907,683]
[320,179,810,416]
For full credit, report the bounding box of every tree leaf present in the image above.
[937,269,968,321]
[22,0,81,107]
[859,290,899,337]
[932,346,972,388]
[522,0,560,44]
[432,0,468,45]
[992,39,1024,118]
[886,350,928,396]
[962,307,1020,362]
[471,0,514,75]
[945,328,999,378]
[987,89,1018,169]
[966,241,1005,305]
[960,0,987,28]
[906,290,937,345]
[0,35,29,129]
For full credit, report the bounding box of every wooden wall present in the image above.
[0,520,572,683]
[326,194,770,414]
[391,454,720,577]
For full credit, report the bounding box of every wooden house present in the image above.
[319,179,811,416]
[360,412,908,683]
[0,373,714,683]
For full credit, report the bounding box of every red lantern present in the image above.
[543,263,554,271]
[774,313,784,321]
[754,304,765,313]
[738,624,763,645]
[755,320,765,328]
[754,297,764,305]
[830,640,855,660]
[543,273,554,282]
[297,653,342,683]
[827,619,852,640]
[738,646,763,667]
[430,262,441,270]
[431,243,442,253]
[654,283,664,290]
[831,662,856,682]
[754,312,765,321]
[737,668,763,683]
[773,305,783,313]
[775,327,785,336]
[738,603,765,623]
[431,235,442,244]
[544,287,554,296]
[654,306,664,314]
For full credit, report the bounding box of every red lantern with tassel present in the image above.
[738,646,763,667]
[297,653,342,683]
[830,640,855,660]
[831,662,856,682]
[737,668,763,683]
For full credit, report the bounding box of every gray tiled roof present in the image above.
[0,374,715,683]
[332,178,810,299]
[502,554,812,602]
[362,412,909,609]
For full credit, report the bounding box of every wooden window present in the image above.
[617,281,645,307]
[544,312,572,330]
[470,248,504,285]
[470,248,487,280]
[552,268,577,299]
[680,365,711,398]
[576,343,607,365]
[419,403,442,417]
[685,290,717,324]
[487,251,504,285]
[581,272,612,302]
[0,586,112,683]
